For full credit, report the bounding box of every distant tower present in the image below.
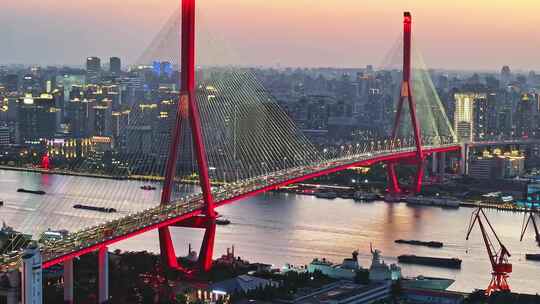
[21,243,43,304]
[500,65,512,87]
[86,57,101,83]
[109,57,121,74]
[453,93,487,143]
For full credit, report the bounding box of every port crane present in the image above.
[466,207,512,295]
[520,210,540,246]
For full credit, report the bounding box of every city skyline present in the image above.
[2,0,540,71]
[3,2,540,301]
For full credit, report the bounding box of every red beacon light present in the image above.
[404,12,412,24]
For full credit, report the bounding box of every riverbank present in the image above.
[0,165,229,186]
[279,184,536,214]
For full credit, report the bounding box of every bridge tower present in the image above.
[387,12,425,195]
[159,0,217,273]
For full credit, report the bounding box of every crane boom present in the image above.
[520,211,540,246]
[465,207,511,295]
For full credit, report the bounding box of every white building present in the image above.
[454,93,486,142]
[21,243,42,304]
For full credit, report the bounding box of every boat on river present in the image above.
[17,188,46,195]
[315,191,338,199]
[73,204,117,213]
[398,255,462,269]
[395,239,444,248]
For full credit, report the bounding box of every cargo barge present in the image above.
[17,188,46,195]
[73,204,117,213]
[216,218,231,225]
[395,239,443,248]
[525,254,540,261]
[398,255,462,269]
[140,185,157,191]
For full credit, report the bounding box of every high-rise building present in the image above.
[21,74,38,93]
[516,94,536,138]
[55,74,86,108]
[454,93,486,142]
[86,57,101,72]
[86,57,101,83]
[473,96,489,141]
[17,94,59,143]
[501,65,512,87]
[160,61,172,77]
[93,99,113,137]
[109,57,121,74]
[66,98,95,138]
[21,244,42,304]
[151,61,173,78]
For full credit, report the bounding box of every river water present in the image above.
[1,169,539,294]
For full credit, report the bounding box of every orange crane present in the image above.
[520,211,540,246]
[466,207,512,295]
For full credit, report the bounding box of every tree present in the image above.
[175,293,188,304]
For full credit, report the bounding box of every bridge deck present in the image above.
[0,145,460,271]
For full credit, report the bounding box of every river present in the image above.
[1,169,539,294]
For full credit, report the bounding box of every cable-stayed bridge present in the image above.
[0,2,461,303]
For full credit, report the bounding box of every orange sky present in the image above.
[2,0,539,70]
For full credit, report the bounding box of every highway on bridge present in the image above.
[0,144,460,272]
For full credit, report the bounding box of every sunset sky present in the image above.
[1,0,539,71]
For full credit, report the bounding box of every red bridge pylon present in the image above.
[387,12,425,195]
[159,0,216,274]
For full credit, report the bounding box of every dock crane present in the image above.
[520,210,540,246]
[466,207,512,295]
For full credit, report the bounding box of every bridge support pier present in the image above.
[431,152,438,175]
[159,227,180,270]
[198,219,216,272]
[98,246,109,304]
[387,163,402,194]
[414,160,425,194]
[63,259,74,304]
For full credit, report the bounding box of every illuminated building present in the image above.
[93,99,113,137]
[469,150,525,180]
[17,94,59,143]
[66,98,95,138]
[21,74,38,93]
[112,110,130,150]
[152,61,173,77]
[55,74,86,107]
[516,94,536,138]
[46,138,92,159]
[454,93,486,142]
[86,57,101,83]
[473,96,489,141]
